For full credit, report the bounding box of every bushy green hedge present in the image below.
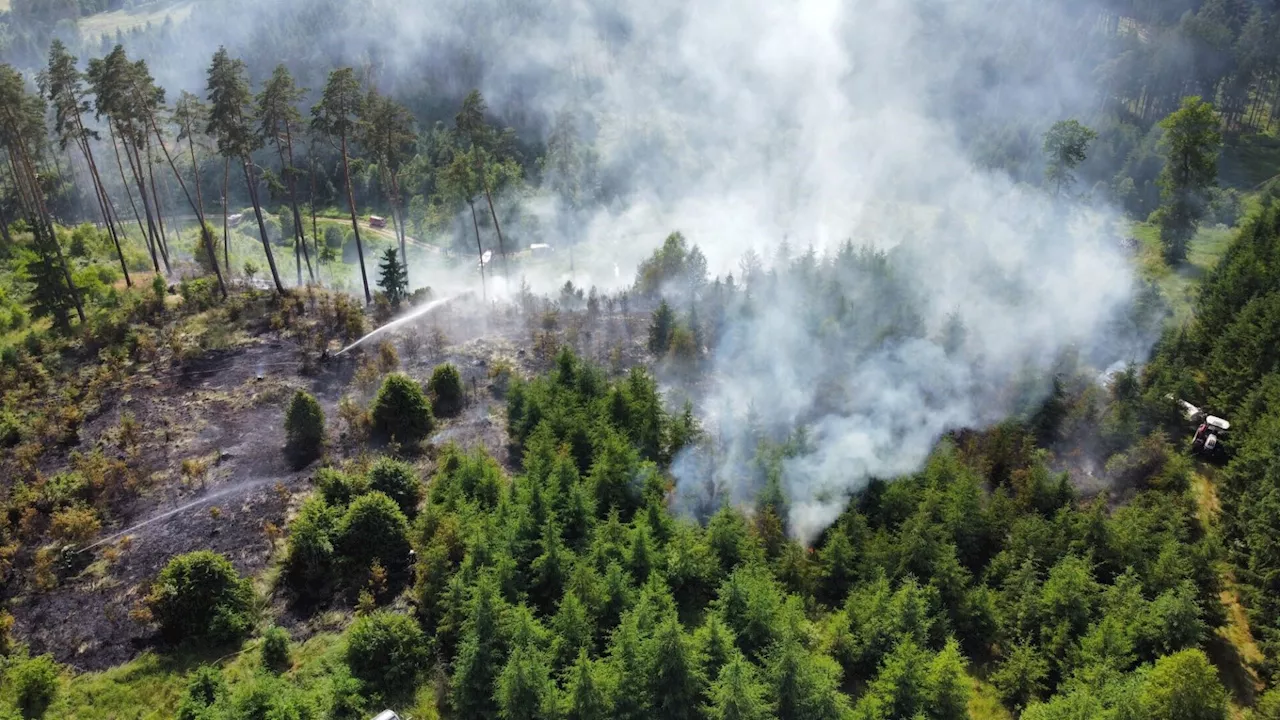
[427,363,465,417]
[345,611,427,696]
[284,389,325,468]
[145,551,255,645]
[370,373,434,444]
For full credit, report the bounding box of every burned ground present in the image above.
[2,291,653,669]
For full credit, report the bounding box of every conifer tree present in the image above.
[205,46,284,293]
[706,655,773,720]
[359,88,416,272]
[497,643,557,720]
[313,67,370,302]
[0,63,83,326]
[376,246,407,307]
[258,64,313,285]
[562,649,610,720]
[645,617,705,720]
[40,40,130,287]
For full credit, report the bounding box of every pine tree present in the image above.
[767,638,849,720]
[649,300,675,354]
[706,655,773,720]
[376,246,408,308]
[455,90,515,277]
[205,46,284,293]
[607,616,652,720]
[644,617,705,720]
[359,89,416,273]
[562,649,610,720]
[313,67,370,302]
[258,64,313,285]
[497,643,557,720]
[452,575,507,720]
[87,47,172,274]
[40,40,131,288]
[1,63,84,327]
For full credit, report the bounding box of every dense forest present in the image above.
[3,0,1280,718]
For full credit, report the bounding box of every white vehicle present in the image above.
[529,243,553,255]
[371,712,401,720]
[479,250,493,267]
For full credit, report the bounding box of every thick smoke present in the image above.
[99,0,1143,540]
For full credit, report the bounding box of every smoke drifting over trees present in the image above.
[5,0,1175,542]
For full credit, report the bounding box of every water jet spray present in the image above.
[335,293,468,357]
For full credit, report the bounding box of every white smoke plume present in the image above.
[94,0,1144,541]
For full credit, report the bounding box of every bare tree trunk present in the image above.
[243,158,285,294]
[110,124,158,273]
[186,134,206,221]
[273,135,309,285]
[482,178,508,280]
[145,112,225,298]
[469,199,486,301]
[340,133,371,303]
[0,200,11,246]
[7,129,85,323]
[143,138,172,271]
[285,125,313,283]
[310,153,322,286]
[74,119,131,287]
[223,157,231,275]
[125,138,168,273]
[388,169,408,273]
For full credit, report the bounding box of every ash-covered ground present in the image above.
[6,291,654,670]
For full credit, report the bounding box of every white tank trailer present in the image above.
[1169,395,1232,455]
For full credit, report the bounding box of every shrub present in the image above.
[427,363,464,417]
[284,390,325,468]
[336,492,412,575]
[368,457,423,516]
[285,496,337,597]
[145,550,255,645]
[344,610,427,695]
[370,373,434,444]
[176,665,226,720]
[0,610,13,657]
[7,653,60,717]
[261,626,292,673]
[49,506,101,544]
[0,411,19,448]
[314,467,369,508]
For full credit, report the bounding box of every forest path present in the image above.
[1191,467,1265,716]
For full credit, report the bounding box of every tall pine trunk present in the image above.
[242,157,285,294]
[274,131,311,285]
[147,111,226,298]
[223,157,231,274]
[126,138,168,273]
[387,169,408,272]
[340,132,370,303]
[482,178,508,280]
[144,137,172,268]
[469,199,486,301]
[75,120,131,287]
[110,123,158,273]
[8,130,84,323]
[310,153,322,286]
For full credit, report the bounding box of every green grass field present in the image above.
[77,0,196,38]
[1131,220,1234,325]
[38,632,440,719]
